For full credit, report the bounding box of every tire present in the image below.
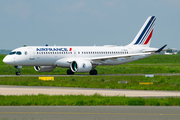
[67,69,74,75]
[16,72,21,75]
[89,69,97,75]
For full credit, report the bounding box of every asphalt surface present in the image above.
[0,85,180,97]
[0,106,180,120]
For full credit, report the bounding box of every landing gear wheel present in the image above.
[14,66,22,75]
[67,69,74,75]
[16,72,21,75]
[89,69,98,75]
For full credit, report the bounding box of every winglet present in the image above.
[155,44,167,53]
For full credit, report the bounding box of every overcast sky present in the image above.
[0,0,180,50]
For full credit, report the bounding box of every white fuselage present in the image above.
[3,45,152,67]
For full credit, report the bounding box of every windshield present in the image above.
[16,51,22,55]
[8,51,22,55]
[8,51,16,55]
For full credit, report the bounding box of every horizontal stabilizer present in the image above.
[155,44,167,53]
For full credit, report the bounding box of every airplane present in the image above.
[3,16,167,75]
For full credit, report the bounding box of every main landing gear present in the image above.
[14,66,22,75]
[89,69,97,75]
[66,68,98,75]
[67,69,74,75]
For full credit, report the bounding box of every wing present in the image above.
[90,52,152,61]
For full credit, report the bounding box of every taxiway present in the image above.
[0,85,180,97]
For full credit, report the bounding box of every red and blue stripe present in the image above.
[134,16,156,45]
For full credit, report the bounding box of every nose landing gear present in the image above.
[14,66,22,75]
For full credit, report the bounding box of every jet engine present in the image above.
[70,60,92,72]
[34,66,55,72]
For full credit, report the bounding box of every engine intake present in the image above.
[70,60,92,73]
[34,66,55,72]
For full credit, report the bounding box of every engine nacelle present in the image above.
[34,66,55,72]
[70,60,92,73]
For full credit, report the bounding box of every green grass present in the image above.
[0,94,180,106]
[0,55,6,65]
[1,54,180,75]
[1,75,180,91]
[129,54,180,64]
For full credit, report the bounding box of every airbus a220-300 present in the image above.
[3,16,167,75]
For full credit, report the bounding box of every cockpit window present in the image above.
[8,51,22,55]
[16,51,22,55]
[8,51,16,55]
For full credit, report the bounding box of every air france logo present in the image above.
[36,48,72,51]
[83,63,86,68]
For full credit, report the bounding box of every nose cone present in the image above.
[3,56,14,65]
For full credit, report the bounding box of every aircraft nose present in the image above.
[3,56,14,65]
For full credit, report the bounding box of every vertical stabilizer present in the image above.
[128,16,156,47]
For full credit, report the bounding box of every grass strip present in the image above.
[0,94,180,106]
[1,75,180,91]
